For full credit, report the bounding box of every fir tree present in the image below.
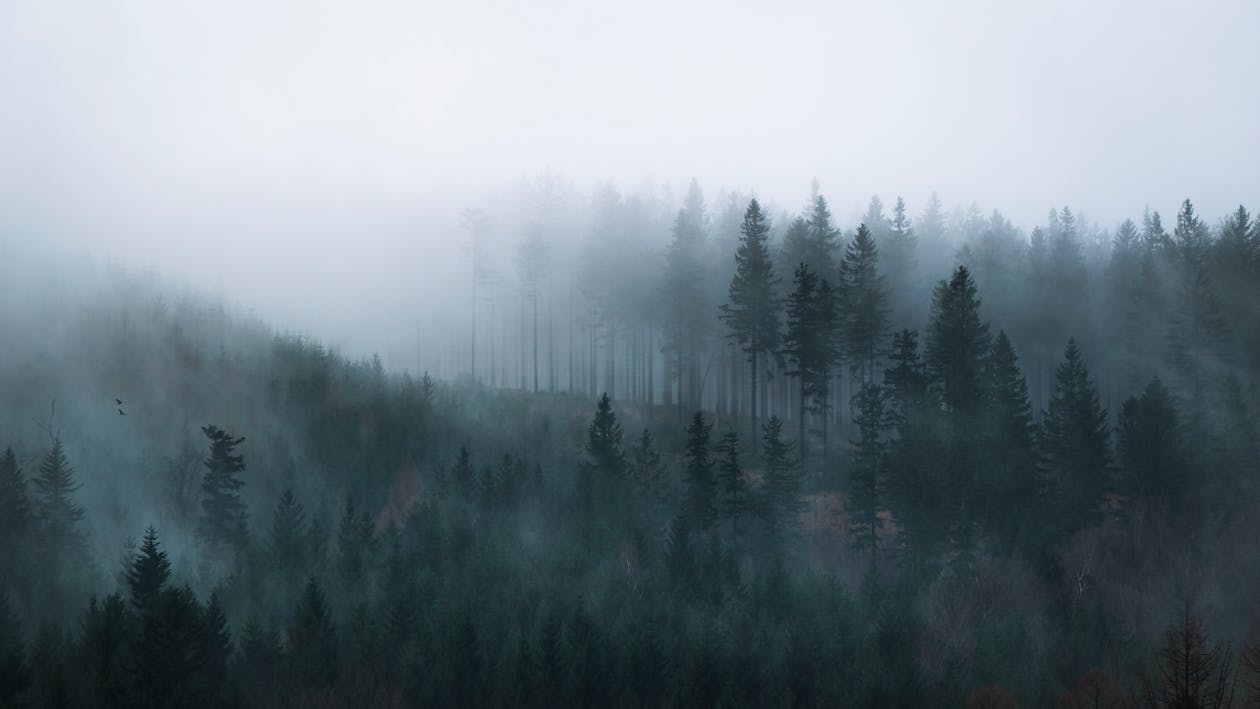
[0,447,30,581]
[759,415,803,541]
[1040,338,1110,537]
[715,431,749,537]
[681,412,717,531]
[979,331,1038,542]
[32,436,85,573]
[846,382,887,562]
[288,578,338,689]
[1116,377,1187,531]
[719,198,781,452]
[125,526,171,612]
[451,444,475,497]
[926,265,991,413]
[840,223,890,384]
[628,429,668,503]
[270,489,307,583]
[197,425,247,551]
[0,592,29,705]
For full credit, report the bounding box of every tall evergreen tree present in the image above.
[715,431,749,537]
[759,415,803,541]
[0,447,30,579]
[628,429,668,504]
[1040,338,1110,537]
[884,196,917,282]
[270,489,307,584]
[579,393,626,519]
[681,412,717,531]
[125,526,171,612]
[719,198,781,452]
[1116,377,1188,532]
[197,425,247,551]
[32,436,85,573]
[840,223,891,384]
[978,331,1038,543]
[846,382,887,562]
[288,578,338,690]
[926,265,991,413]
[803,195,841,276]
[660,187,710,416]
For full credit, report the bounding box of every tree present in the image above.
[337,495,375,585]
[783,263,840,470]
[288,578,338,689]
[979,331,1038,543]
[79,592,130,707]
[32,436,85,573]
[660,185,711,415]
[517,224,551,393]
[198,425,247,552]
[1116,377,1187,532]
[681,412,717,531]
[1040,339,1110,537]
[840,223,890,384]
[884,196,917,282]
[451,444,475,497]
[1142,602,1235,709]
[803,194,841,276]
[926,265,991,413]
[0,447,30,578]
[580,393,626,518]
[846,382,886,562]
[270,489,307,584]
[125,526,171,612]
[715,431,749,537]
[628,429,668,504]
[0,593,29,705]
[719,198,781,452]
[759,415,803,541]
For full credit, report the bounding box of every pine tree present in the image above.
[759,415,803,541]
[628,429,668,503]
[840,223,890,384]
[0,447,30,580]
[804,195,841,276]
[516,225,550,393]
[32,436,85,572]
[270,489,307,584]
[846,382,886,562]
[1116,377,1187,531]
[926,265,991,413]
[715,431,749,537]
[1040,338,1110,537]
[681,412,717,531]
[884,196,917,281]
[79,592,130,707]
[195,591,232,705]
[197,425,247,551]
[288,578,338,689]
[783,263,839,469]
[583,393,625,479]
[661,186,710,415]
[451,444,475,497]
[978,331,1038,543]
[337,495,373,585]
[125,526,171,612]
[719,198,781,452]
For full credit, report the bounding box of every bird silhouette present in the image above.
[115,398,123,406]
[118,409,126,416]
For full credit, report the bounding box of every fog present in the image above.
[3,0,1257,363]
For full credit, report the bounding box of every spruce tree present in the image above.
[719,198,781,451]
[0,592,29,705]
[125,526,171,612]
[926,265,991,413]
[451,444,475,497]
[288,578,338,689]
[715,431,748,537]
[846,382,886,562]
[1116,377,1187,530]
[660,189,710,415]
[884,196,917,282]
[32,436,85,572]
[840,223,890,384]
[197,425,247,551]
[0,447,30,580]
[804,195,841,276]
[79,592,130,707]
[681,412,717,531]
[979,331,1038,542]
[759,415,802,541]
[1040,338,1110,537]
[628,429,668,503]
[270,489,307,584]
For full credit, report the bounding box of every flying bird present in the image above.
[115,398,123,406]
[118,409,126,416]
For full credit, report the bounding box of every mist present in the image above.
[3,1,1260,707]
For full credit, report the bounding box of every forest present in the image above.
[2,182,1260,709]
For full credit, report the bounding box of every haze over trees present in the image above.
[2,181,1260,708]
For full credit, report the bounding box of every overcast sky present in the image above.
[2,0,1257,360]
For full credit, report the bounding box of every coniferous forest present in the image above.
[2,185,1260,708]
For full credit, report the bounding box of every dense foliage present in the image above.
[2,187,1259,707]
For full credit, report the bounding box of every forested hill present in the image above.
[1,192,1259,708]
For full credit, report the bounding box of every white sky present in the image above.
[2,0,1257,360]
